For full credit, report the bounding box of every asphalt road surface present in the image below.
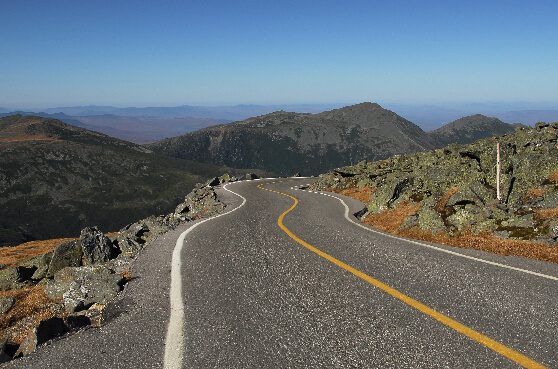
[8,178,558,368]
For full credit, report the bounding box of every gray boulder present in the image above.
[80,227,118,265]
[0,298,15,315]
[245,173,259,180]
[30,251,54,280]
[15,317,68,357]
[63,273,124,313]
[45,239,83,277]
[0,267,36,291]
[112,234,142,257]
[45,265,113,300]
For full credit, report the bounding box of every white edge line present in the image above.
[303,190,558,281]
[163,183,247,369]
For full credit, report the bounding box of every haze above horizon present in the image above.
[1,1,557,110]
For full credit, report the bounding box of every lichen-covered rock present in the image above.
[310,122,558,245]
[174,187,226,221]
[45,239,83,277]
[0,267,36,291]
[62,273,124,313]
[416,208,446,234]
[0,298,15,315]
[80,227,118,265]
[45,265,114,300]
[30,251,54,280]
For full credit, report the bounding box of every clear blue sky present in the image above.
[1,0,557,109]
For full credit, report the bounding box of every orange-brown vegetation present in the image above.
[534,208,558,221]
[0,238,75,268]
[363,200,421,233]
[435,187,460,212]
[0,135,62,143]
[193,206,211,220]
[547,171,558,184]
[523,188,548,203]
[0,286,63,344]
[118,269,133,282]
[397,228,558,263]
[325,186,377,203]
[338,187,558,264]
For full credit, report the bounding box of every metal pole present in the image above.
[497,142,501,201]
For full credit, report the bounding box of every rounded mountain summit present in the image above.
[147,102,440,176]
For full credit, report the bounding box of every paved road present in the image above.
[8,178,558,368]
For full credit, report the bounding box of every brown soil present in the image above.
[547,171,558,184]
[325,186,377,203]
[534,208,558,221]
[0,238,76,268]
[363,199,421,233]
[0,286,63,344]
[524,188,548,202]
[435,187,459,212]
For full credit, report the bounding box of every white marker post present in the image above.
[496,142,501,201]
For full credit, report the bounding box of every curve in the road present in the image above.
[258,180,549,369]
[302,187,558,281]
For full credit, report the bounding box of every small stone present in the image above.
[15,317,68,356]
[0,298,15,315]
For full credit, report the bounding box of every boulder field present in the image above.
[311,122,558,252]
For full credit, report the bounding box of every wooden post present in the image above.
[496,142,501,201]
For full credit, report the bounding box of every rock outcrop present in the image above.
[0,173,238,363]
[311,122,558,247]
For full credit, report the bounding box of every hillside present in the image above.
[0,112,229,144]
[310,122,558,258]
[147,102,440,176]
[429,114,524,146]
[0,115,267,247]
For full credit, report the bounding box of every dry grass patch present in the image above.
[118,269,133,282]
[324,186,377,204]
[340,187,377,203]
[524,188,548,202]
[398,228,558,263]
[363,200,421,233]
[0,238,75,268]
[547,171,558,184]
[534,208,558,221]
[435,187,460,212]
[0,286,63,344]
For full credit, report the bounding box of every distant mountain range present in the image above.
[2,102,556,139]
[147,103,520,176]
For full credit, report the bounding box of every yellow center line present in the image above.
[258,181,548,369]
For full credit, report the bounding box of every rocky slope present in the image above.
[147,102,440,176]
[0,174,243,362]
[428,114,525,146]
[310,122,558,255]
[0,115,268,247]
